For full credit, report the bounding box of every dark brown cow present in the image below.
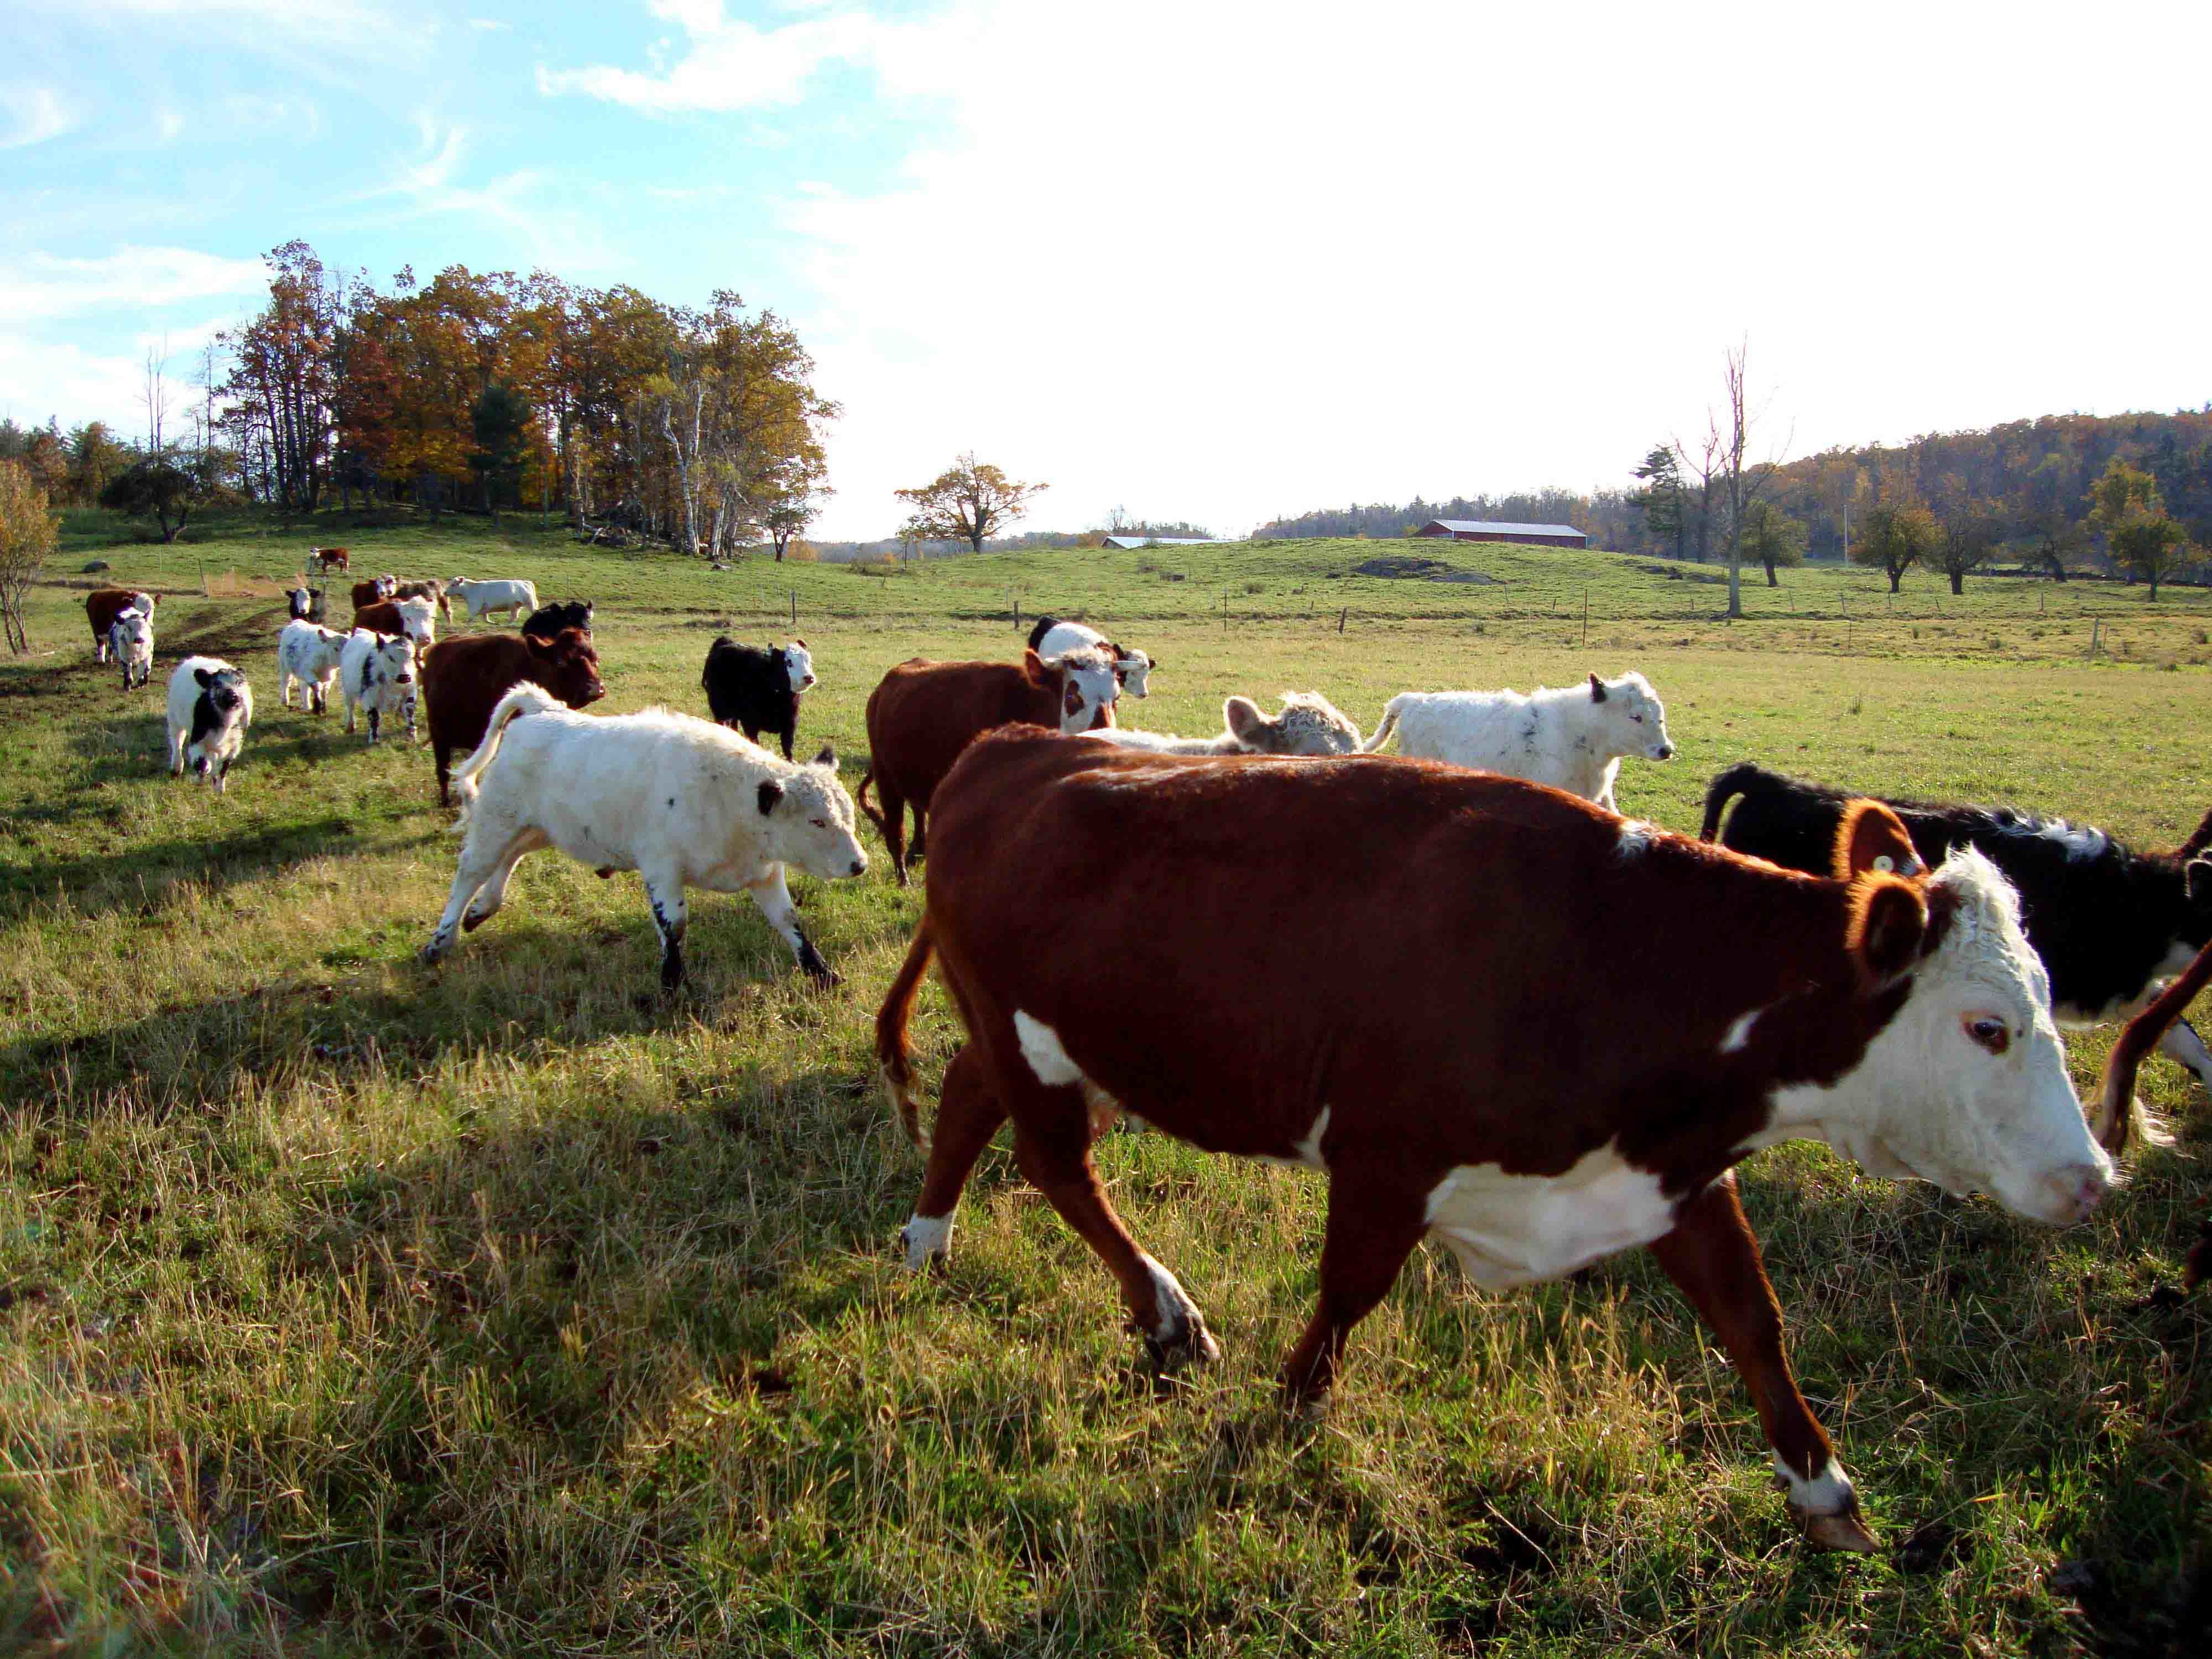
[350,577,395,610]
[857,649,1121,884]
[420,629,605,805]
[86,587,155,660]
[875,729,2111,1549]
[312,546,349,573]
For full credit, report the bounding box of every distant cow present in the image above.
[422,686,868,990]
[87,588,155,661]
[521,599,593,641]
[338,630,418,745]
[877,728,2111,1551]
[1703,761,2212,1150]
[447,577,540,624]
[421,628,605,805]
[1027,614,1154,697]
[287,586,315,622]
[166,656,253,792]
[1094,691,1363,756]
[276,620,349,714]
[350,577,397,610]
[311,546,349,573]
[1361,671,1675,810]
[109,611,154,690]
[702,637,816,759]
[353,596,437,647]
[857,648,1121,884]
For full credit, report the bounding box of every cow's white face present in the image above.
[397,599,436,645]
[1115,650,1152,698]
[111,614,152,656]
[782,642,817,692]
[1592,671,1675,762]
[1776,848,2111,1227]
[1059,650,1121,733]
[751,748,868,880]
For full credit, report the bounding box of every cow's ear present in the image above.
[811,743,838,771]
[1588,672,1606,702]
[1224,696,1266,741]
[195,667,213,687]
[757,779,784,816]
[1848,874,1929,986]
[1022,648,1053,690]
[1835,799,1922,880]
[524,632,554,655]
[792,635,804,647]
[2188,856,2212,906]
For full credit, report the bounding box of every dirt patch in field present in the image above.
[1353,555,1501,583]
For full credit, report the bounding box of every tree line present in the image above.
[1,239,837,558]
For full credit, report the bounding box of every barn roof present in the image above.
[1426,520,1586,538]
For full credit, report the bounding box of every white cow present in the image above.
[1096,691,1364,757]
[338,630,419,744]
[165,656,253,792]
[109,611,154,690]
[447,577,540,624]
[1361,671,1676,810]
[277,620,348,713]
[1030,617,1154,697]
[422,686,869,991]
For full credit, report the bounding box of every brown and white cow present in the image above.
[86,587,155,660]
[353,596,435,647]
[875,729,2112,1550]
[394,578,450,619]
[856,648,1120,884]
[311,546,350,573]
[350,576,397,611]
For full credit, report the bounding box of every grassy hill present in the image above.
[2,510,2209,1655]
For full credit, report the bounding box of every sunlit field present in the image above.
[4,517,2209,1655]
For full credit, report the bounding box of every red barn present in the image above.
[1416,519,1588,548]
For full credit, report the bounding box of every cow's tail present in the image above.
[2175,804,2212,863]
[1358,695,1405,754]
[877,916,937,1152]
[449,684,561,831]
[855,763,889,842]
[702,636,733,696]
[1699,761,1775,843]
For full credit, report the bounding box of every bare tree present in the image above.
[143,336,173,453]
[1718,340,1788,620]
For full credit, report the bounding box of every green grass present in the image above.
[3,517,2209,1655]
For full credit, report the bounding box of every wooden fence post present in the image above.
[1338,607,1347,634]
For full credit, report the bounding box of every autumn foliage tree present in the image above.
[1851,494,1941,592]
[0,460,58,654]
[2087,457,2194,599]
[896,453,1047,554]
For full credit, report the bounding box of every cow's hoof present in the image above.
[419,942,445,966]
[1796,1503,1880,1553]
[899,1218,951,1271]
[1144,1316,1220,1374]
[460,910,489,933]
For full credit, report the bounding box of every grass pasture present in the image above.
[3,519,2211,1656]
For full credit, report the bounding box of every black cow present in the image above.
[701,636,816,760]
[1704,761,2212,1125]
[521,599,594,642]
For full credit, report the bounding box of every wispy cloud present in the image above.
[1,86,75,149]
[0,245,268,321]
[536,2,886,112]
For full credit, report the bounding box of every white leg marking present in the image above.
[2157,1017,2212,1091]
[1720,1005,1766,1055]
[1773,1452,1858,1517]
[901,1213,952,1270]
[1013,1010,1084,1087]
[1138,1251,1203,1342]
[1291,1104,1332,1168]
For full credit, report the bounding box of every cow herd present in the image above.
[59,577,2212,1554]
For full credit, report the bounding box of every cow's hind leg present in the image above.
[908,805,928,863]
[900,1045,1007,1269]
[1648,1172,1874,1552]
[745,867,836,984]
[641,867,689,992]
[1279,1171,1428,1406]
[423,825,534,963]
[2158,1015,2212,1093]
[878,787,911,885]
[1010,1091,1218,1370]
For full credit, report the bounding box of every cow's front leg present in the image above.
[1648,1172,1874,1551]
[2158,1015,2212,1093]
[366,707,380,744]
[642,869,689,992]
[746,865,836,985]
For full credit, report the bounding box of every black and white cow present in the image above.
[109,610,154,690]
[521,599,594,643]
[701,636,816,760]
[1704,761,2212,1142]
[338,630,419,745]
[166,656,253,792]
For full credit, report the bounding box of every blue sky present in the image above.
[7,2,2211,539]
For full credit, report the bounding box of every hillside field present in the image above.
[2,515,2209,1656]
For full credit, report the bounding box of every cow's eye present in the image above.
[810,817,828,828]
[1964,1016,2010,1054]
[1631,713,1644,722]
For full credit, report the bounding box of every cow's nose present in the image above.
[849,855,868,877]
[2044,1162,2109,1224]
[1657,743,1676,760]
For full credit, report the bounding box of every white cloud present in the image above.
[469,17,510,30]
[0,86,75,149]
[0,246,268,321]
[772,1,2212,539]
[536,3,888,111]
